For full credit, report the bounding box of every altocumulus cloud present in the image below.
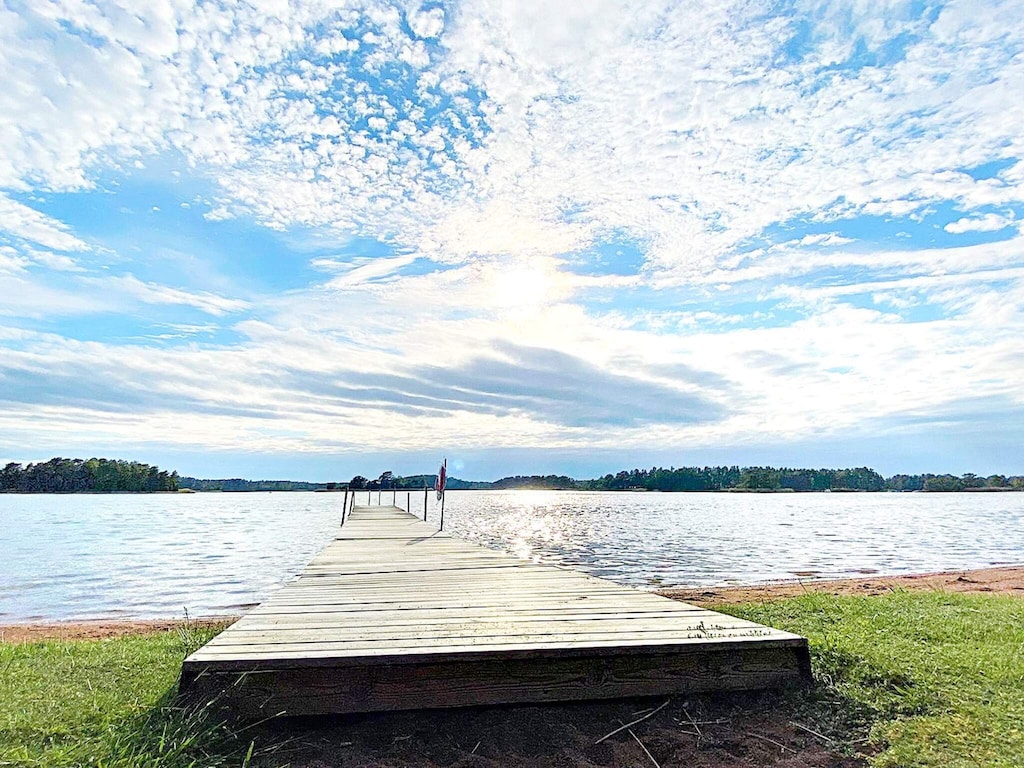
[0,0,1022,476]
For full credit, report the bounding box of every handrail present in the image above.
[339,484,443,530]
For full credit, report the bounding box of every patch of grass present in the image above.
[722,590,1024,768]
[176,610,210,658]
[0,626,267,767]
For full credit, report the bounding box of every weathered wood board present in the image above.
[180,505,809,716]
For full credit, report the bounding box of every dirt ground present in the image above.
[4,566,1022,767]
[256,692,867,768]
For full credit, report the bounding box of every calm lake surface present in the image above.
[1,490,1022,622]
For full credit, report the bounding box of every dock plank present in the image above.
[180,504,809,716]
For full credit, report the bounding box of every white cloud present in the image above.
[0,246,30,274]
[774,266,1024,305]
[0,274,105,317]
[26,250,86,272]
[407,7,445,39]
[4,0,1023,274]
[0,194,90,251]
[315,254,418,287]
[795,233,855,247]
[81,275,250,316]
[422,201,590,263]
[945,212,1016,233]
[701,235,1024,287]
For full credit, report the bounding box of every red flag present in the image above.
[435,458,447,500]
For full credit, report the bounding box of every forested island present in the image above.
[2,458,1021,494]
[1,458,179,493]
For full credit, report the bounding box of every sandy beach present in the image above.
[0,616,236,644]
[658,564,1024,606]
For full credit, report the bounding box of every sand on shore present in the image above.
[657,564,1024,606]
[2,566,1020,644]
[0,616,235,644]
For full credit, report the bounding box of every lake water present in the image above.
[1,490,1021,622]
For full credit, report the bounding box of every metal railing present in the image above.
[339,486,443,529]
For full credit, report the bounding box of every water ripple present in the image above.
[0,490,1022,621]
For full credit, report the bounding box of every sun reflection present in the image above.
[484,491,572,563]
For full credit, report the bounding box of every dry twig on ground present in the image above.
[628,728,661,768]
[594,699,671,744]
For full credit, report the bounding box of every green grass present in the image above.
[722,590,1024,767]
[2,592,1021,767]
[0,624,262,767]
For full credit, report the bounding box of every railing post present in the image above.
[341,488,348,526]
[423,486,428,521]
[407,491,410,512]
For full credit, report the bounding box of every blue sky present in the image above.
[1,0,1023,481]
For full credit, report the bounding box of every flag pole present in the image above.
[439,457,447,531]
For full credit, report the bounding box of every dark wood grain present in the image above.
[182,645,810,717]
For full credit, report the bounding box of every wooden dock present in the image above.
[180,505,809,716]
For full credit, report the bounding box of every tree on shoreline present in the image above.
[0,458,178,493]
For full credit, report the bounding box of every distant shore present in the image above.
[3,565,1021,644]
[6,457,1022,494]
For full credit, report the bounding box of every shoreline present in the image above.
[658,564,1024,605]
[2,565,1021,644]
[0,616,236,644]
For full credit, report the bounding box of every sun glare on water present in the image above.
[486,491,569,561]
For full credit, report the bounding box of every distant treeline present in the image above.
[355,466,1024,493]
[0,458,179,493]
[5,459,1022,494]
[574,466,1024,492]
[178,477,327,492]
[176,473,452,492]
